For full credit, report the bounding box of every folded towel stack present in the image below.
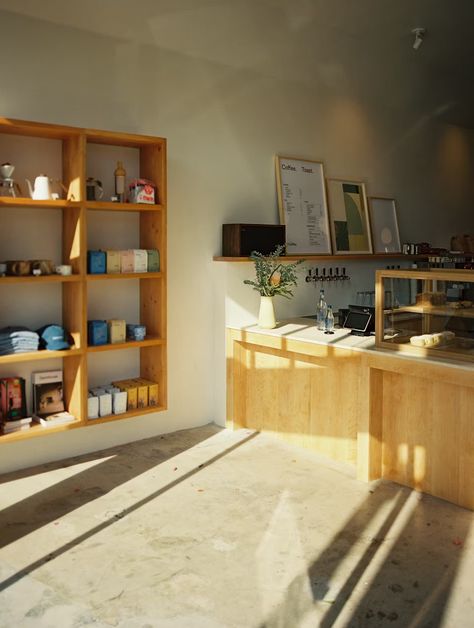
[0,326,39,355]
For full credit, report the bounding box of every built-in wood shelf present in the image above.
[87,272,162,281]
[0,348,83,365]
[0,117,167,443]
[0,274,82,285]
[87,336,163,352]
[86,201,163,212]
[86,405,165,425]
[0,419,82,442]
[0,197,81,209]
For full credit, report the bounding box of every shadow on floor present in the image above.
[0,424,257,593]
[260,484,471,628]
[0,425,221,548]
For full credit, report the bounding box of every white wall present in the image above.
[0,9,473,472]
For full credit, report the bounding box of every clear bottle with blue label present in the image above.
[316,289,327,331]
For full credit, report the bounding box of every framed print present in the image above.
[326,179,372,254]
[275,156,332,255]
[369,196,401,253]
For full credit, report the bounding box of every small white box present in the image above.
[98,392,112,417]
[112,391,127,415]
[88,395,99,420]
[121,250,134,273]
[133,249,148,273]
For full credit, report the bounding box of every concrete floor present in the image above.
[0,425,472,628]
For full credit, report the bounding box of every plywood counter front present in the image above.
[226,320,474,510]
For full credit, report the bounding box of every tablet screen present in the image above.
[344,311,371,332]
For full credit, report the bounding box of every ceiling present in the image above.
[1,0,474,128]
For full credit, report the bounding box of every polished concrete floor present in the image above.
[0,425,472,628]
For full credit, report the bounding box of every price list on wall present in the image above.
[276,157,332,254]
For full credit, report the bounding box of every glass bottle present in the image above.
[316,289,327,331]
[325,305,335,334]
[114,161,126,202]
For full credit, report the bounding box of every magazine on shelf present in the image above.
[31,370,74,425]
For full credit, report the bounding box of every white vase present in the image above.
[258,296,276,329]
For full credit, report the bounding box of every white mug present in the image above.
[56,264,72,276]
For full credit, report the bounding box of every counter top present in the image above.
[228,318,474,373]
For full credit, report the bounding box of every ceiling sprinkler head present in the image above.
[412,27,426,51]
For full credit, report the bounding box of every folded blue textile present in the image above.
[0,326,39,355]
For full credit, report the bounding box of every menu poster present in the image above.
[275,156,332,255]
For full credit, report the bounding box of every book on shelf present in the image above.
[0,377,27,420]
[2,416,32,428]
[1,418,32,434]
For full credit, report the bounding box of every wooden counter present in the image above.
[226,320,474,510]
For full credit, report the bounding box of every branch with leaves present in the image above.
[243,245,304,298]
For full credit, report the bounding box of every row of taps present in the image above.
[305,267,350,283]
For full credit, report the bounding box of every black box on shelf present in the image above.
[222,224,286,257]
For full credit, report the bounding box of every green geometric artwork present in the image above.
[334,220,349,250]
[343,192,364,235]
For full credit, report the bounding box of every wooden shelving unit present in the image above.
[0,117,167,441]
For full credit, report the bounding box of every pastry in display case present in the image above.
[375,269,474,362]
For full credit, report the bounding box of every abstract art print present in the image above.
[369,197,401,253]
[326,179,372,254]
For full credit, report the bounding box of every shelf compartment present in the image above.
[0,197,81,209]
[0,274,82,285]
[0,348,83,365]
[0,418,82,443]
[86,201,163,212]
[87,405,165,425]
[87,336,163,352]
[87,272,162,281]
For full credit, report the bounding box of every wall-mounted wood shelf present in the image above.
[87,336,163,352]
[86,405,164,425]
[0,117,167,442]
[87,272,162,281]
[213,253,430,262]
[0,274,82,284]
[0,348,83,365]
[86,201,163,212]
[0,197,81,209]
[0,419,83,443]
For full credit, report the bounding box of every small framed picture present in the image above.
[326,179,372,254]
[369,197,401,254]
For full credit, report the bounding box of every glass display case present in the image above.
[375,268,474,362]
